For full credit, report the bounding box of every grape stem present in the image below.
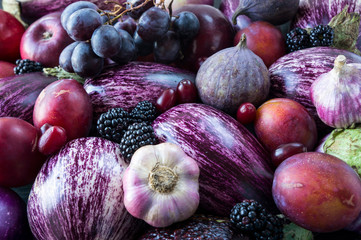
[100,0,167,25]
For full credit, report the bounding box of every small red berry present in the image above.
[236,102,256,125]
[176,79,198,104]
[155,88,178,113]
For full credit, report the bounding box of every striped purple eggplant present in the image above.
[293,0,361,51]
[83,61,196,119]
[269,46,361,135]
[152,103,276,216]
[27,137,146,240]
[0,72,57,124]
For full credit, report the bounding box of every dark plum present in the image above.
[91,25,122,58]
[60,1,98,30]
[154,31,181,64]
[114,16,137,36]
[71,41,104,78]
[236,102,256,125]
[156,88,177,113]
[173,11,200,40]
[126,0,154,19]
[137,7,170,42]
[59,41,79,73]
[111,29,137,65]
[271,142,307,168]
[176,79,198,104]
[65,8,102,41]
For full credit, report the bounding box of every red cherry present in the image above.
[38,125,67,155]
[176,79,198,104]
[236,102,256,125]
[271,142,307,168]
[155,88,177,113]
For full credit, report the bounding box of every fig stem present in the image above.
[236,33,248,49]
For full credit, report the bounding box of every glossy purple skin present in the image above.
[0,187,32,240]
[27,137,146,240]
[292,0,361,52]
[152,103,276,216]
[269,47,361,135]
[20,0,126,24]
[220,0,252,31]
[0,72,57,124]
[83,61,196,119]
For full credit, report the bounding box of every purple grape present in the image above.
[59,41,80,73]
[154,31,181,64]
[111,29,137,65]
[173,11,200,40]
[61,1,98,31]
[114,16,137,36]
[91,25,122,58]
[134,30,154,56]
[126,0,154,19]
[66,8,102,41]
[137,7,170,42]
[71,42,104,78]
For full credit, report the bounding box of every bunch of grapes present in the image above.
[59,0,200,78]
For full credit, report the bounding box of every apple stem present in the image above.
[42,31,53,40]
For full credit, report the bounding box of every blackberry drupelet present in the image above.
[253,213,284,240]
[97,108,131,143]
[285,27,311,52]
[130,100,158,124]
[14,59,43,74]
[310,25,334,47]
[119,122,157,162]
[230,199,268,232]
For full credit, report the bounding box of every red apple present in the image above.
[254,98,318,153]
[0,117,46,187]
[234,21,286,68]
[33,79,93,141]
[0,10,25,63]
[175,4,235,72]
[272,152,361,232]
[0,61,16,79]
[20,11,73,67]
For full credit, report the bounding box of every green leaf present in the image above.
[43,66,85,84]
[283,222,313,240]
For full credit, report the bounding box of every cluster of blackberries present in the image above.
[14,59,43,74]
[96,101,158,162]
[286,25,334,53]
[230,200,285,240]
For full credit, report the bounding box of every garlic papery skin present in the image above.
[310,55,361,128]
[122,142,200,228]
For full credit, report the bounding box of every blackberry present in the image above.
[97,108,131,143]
[253,213,284,240]
[14,59,43,74]
[119,122,157,162]
[230,200,284,240]
[230,199,268,232]
[285,27,311,52]
[130,100,158,124]
[310,25,334,47]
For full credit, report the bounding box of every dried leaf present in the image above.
[328,5,361,55]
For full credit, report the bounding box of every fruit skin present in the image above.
[272,152,361,233]
[33,78,93,141]
[0,117,46,187]
[236,102,256,125]
[0,61,16,79]
[38,125,67,155]
[174,4,235,72]
[234,21,286,68]
[254,98,317,153]
[0,10,25,63]
[20,12,73,67]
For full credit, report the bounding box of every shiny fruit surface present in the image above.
[236,102,256,125]
[156,88,178,113]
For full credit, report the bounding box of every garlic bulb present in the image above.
[310,55,361,128]
[122,142,200,228]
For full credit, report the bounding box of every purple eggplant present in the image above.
[27,137,146,240]
[0,72,57,124]
[269,46,361,135]
[0,186,32,240]
[83,61,196,119]
[152,103,276,216]
[293,0,361,52]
